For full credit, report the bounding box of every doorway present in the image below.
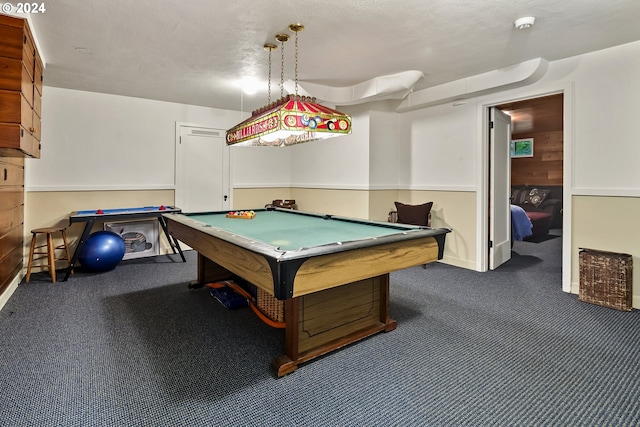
[493,93,564,269]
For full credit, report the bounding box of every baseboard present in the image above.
[0,272,23,312]
[439,256,477,271]
[571,280,637,310]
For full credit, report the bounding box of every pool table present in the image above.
[165,208,450,376]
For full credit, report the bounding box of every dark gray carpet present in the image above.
[2,233,640,426]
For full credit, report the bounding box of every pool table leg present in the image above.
[271,275,397,378]
[158,215,186,262]
[381,274,398,332]
[272,298,300,377]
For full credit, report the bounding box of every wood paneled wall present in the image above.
[0,157,24,294]
[499,94,564,186]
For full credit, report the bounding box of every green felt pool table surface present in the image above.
[185,209,421,251]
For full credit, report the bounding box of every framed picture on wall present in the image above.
[511,138,534,158]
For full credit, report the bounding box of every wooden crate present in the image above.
[579,249,633,311]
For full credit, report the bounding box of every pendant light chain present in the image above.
[264,44,276,104]
[294,28,299,96]
[275,33,289,99]
[280,40,285,98]
[268,47,272,103]
[289,23,304,97]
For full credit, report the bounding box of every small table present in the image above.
[165,208,450,376]
[63,206,185,281]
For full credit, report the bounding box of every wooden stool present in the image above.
[26,227,72,283]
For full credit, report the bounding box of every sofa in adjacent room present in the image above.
[511,185,563,237]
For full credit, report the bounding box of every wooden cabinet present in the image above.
[0,13,42,293]
[0,14,42,158]
[0,156,24,293]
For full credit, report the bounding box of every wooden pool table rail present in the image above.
[165,212,448,299]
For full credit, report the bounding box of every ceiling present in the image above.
[21,0,640,113]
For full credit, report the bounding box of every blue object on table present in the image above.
[209,286,248,309]
[78,231,126,271]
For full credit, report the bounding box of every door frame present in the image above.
[476,82,573,292]
[174,122,231,212]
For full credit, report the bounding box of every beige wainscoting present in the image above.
[24,190,176,271]
[231,187,292,210]
[572,195,640,307]
[290,188,371,218]
[395,190,477,270]
[368,190,403,222]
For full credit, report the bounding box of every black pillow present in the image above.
[394,202,433,226]
[511,189,528,206]
[528,188,550,208]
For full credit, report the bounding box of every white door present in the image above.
[175,125,230,213]
[489,107,512,270]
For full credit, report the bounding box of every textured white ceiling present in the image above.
[22,0,640,113]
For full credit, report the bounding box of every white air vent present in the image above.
[188,129,221,137]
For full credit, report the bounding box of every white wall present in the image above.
[369,102,402,190]
[229,146,292,188]
[290,105,370,189]
[459,39,640,198]
[26,87,242,191]
[395,39,640,199]
[31,40,640,199]
[400,102,478,191]
[548,41,640,196]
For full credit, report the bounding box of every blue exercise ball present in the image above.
[78,231,126,271]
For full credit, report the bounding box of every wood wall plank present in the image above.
[501,94,564,186]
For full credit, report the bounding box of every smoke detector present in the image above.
[514,17,535,30]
